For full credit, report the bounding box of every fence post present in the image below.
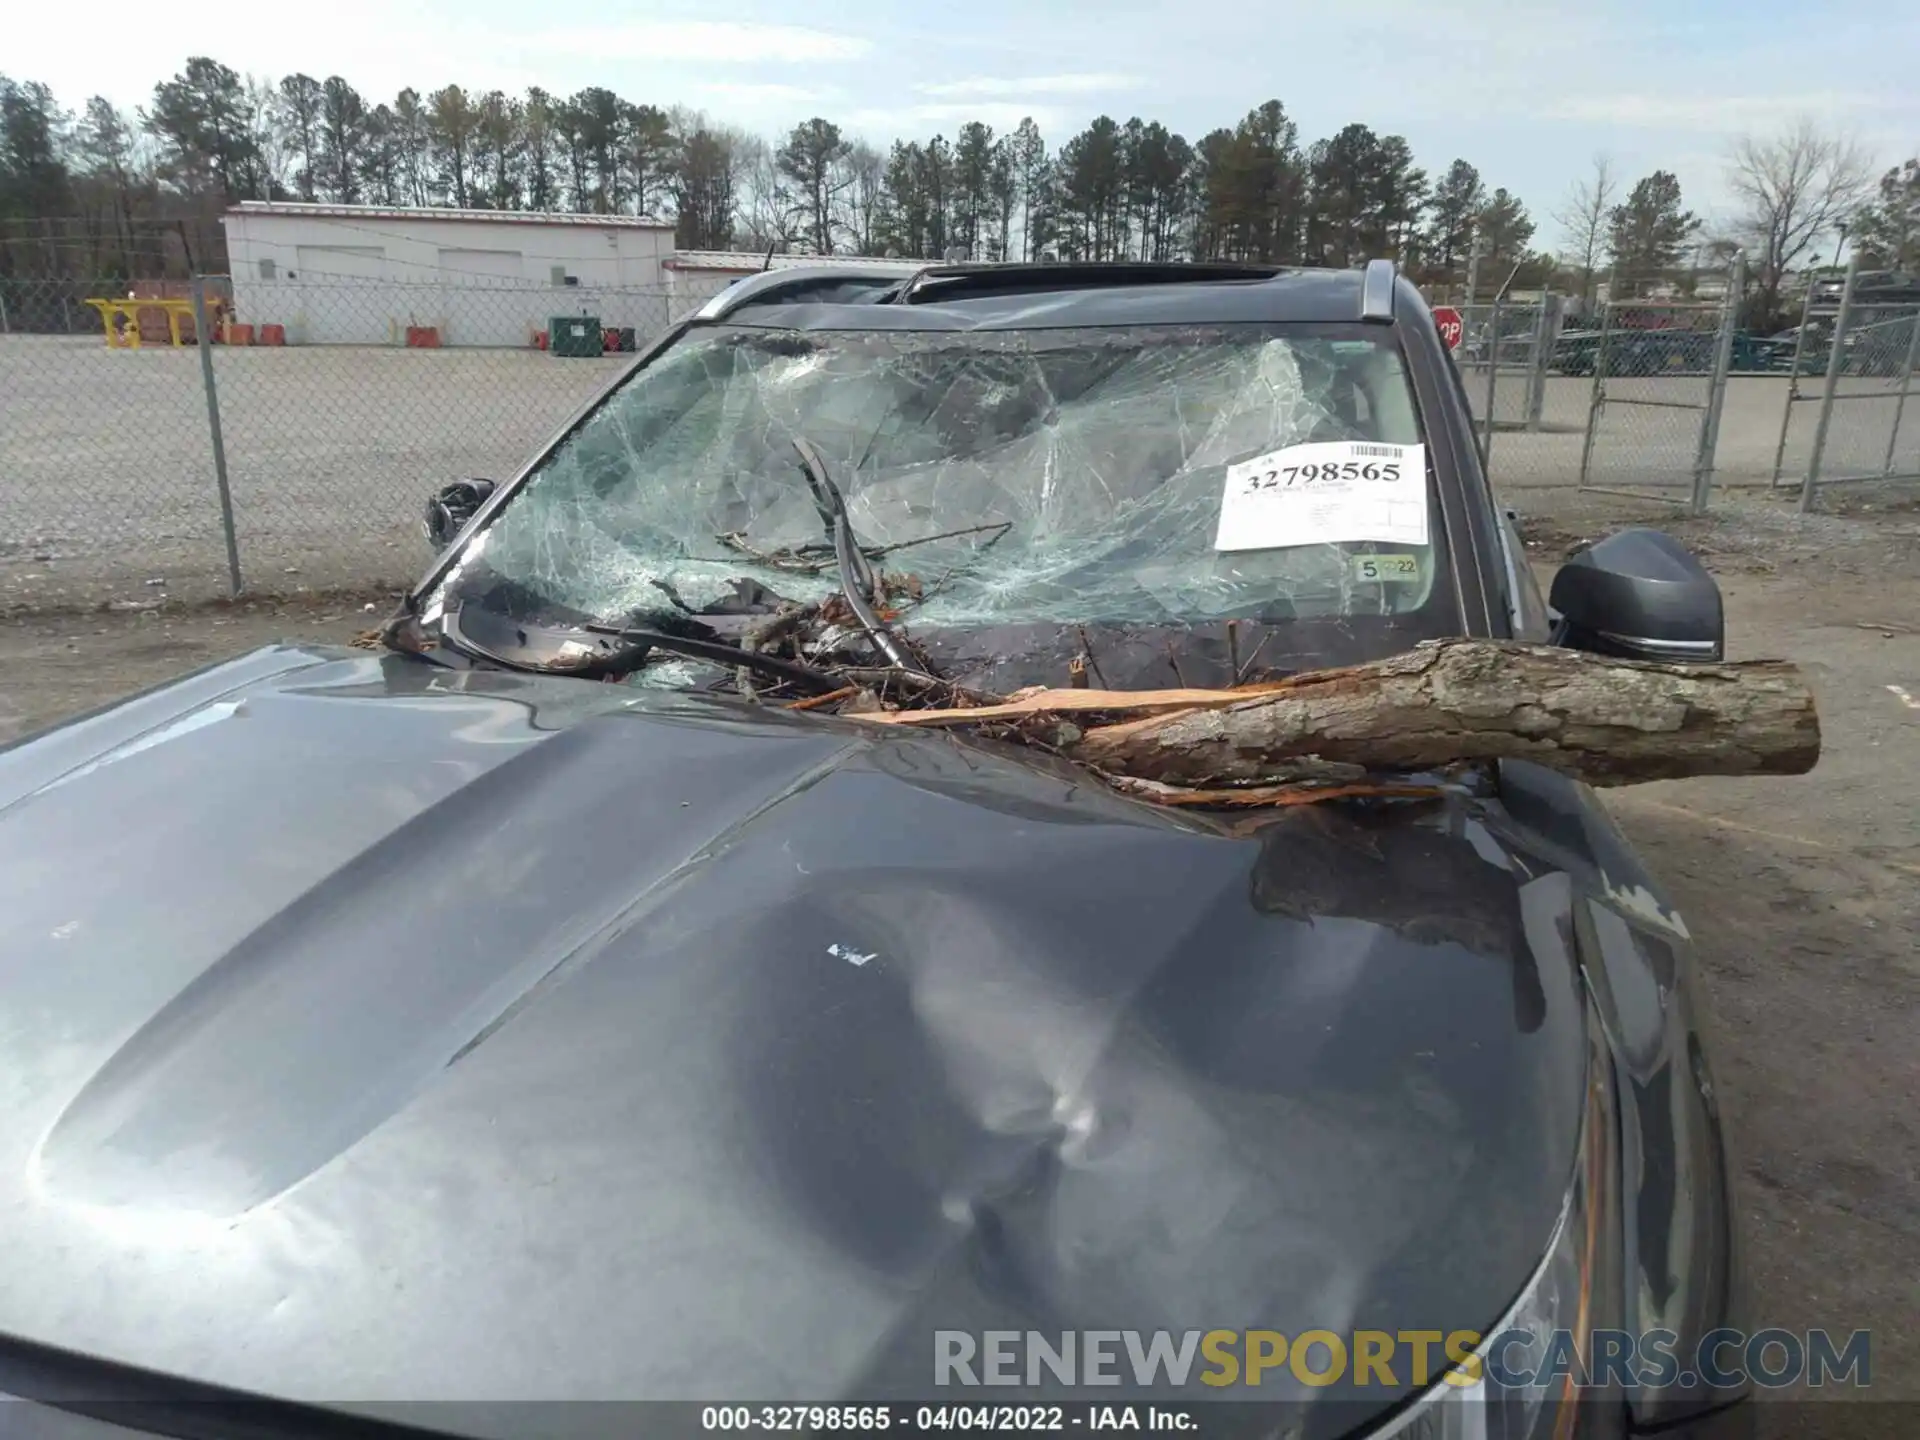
[1770,276,1819,488]
[1481,296,1502,466]
[1526,293,1560,431]
[1691,254,1745,515]
[1800,256,1858,513]
[190,276,244,595]
[1577,298,1615,489]
[1882,305,1920,478]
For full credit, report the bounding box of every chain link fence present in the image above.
[6,264,1919,613]
[1574,281,1740,511]
[1,272,667,611]
[1455,298,1561,438]
[1769,258,1920,508]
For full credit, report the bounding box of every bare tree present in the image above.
[836,140,885,255]
[1726,118,1874,326]
[1551,153,1614,308]
[734,134,804,253]
[242,75,292,198]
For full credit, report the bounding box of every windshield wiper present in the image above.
[791,437,929,676]
[577,623,847,694]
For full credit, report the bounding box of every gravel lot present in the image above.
[2,482,1918,1430]
[0,335,630,610]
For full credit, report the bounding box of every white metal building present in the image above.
[222,202,678,347]
[222,203,934,347]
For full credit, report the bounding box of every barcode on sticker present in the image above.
[1349,445,1402,458]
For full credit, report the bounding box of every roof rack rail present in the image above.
[895,260,1284,305]
[692,263,918,321]
[1360,258,1397,322]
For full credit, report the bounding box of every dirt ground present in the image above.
[3,489,1918,1432]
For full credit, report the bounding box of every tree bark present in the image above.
[1060,639,1820,789]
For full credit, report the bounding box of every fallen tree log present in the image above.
[1066,639,1820,788]
[851,639,1821,790]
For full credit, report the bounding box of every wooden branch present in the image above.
[1101,776,1452,807]
[846,679,1298,727]
[1065,639,1820,789]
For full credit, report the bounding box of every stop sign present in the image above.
[1432,306,1464,351]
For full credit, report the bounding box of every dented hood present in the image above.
[0,647,1586,1431]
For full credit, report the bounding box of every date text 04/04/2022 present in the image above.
[698,1405,1197,1432]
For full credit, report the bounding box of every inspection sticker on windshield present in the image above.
[1351,553,1422,583]
[1214,442,1428,552]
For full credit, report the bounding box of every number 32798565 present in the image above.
[1245,459,1401,491]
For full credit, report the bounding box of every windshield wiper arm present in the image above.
[580,623,847,694]
[791,437,928,675]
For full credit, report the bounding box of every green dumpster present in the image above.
[549,315,602,357]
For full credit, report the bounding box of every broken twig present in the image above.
[786,685,860,711]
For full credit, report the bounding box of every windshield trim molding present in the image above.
[409,316,1486,654]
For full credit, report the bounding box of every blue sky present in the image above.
[15,0,1919,245]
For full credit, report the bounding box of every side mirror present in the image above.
[1548,527,1725,662]
[424,478,497,552]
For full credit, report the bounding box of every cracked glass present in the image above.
[427,321,1449,685]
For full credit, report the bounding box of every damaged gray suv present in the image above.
[0,262,1752,1440]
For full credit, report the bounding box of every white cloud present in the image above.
[917,73,1140,98]
[520,21,871,65]
[1544,92,1910,132]
[5,8,872,113]
[691,82,834,106]
[844,102,1071,138]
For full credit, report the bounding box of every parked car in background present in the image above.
[1458,307,1542,365]
[1550,326,1793,377]
[1808,269,1920,310]
[1772,315,1916,379]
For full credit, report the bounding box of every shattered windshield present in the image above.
[425,320,1458,696]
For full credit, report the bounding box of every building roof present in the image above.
[225,201,674,229]
[665,250,929,274]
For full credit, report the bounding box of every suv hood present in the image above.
[0,647,1586,1429]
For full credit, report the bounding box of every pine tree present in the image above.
[776,117,851,254]
[426,85,479,207]
[1423,158,1484,280]
[624,103,674,219]
[522,89,559,211]
[1607,170,1698,296]
[276,74,323,200]
[316,76,369,203]
[1852,158,1920,272]
[1476,187,1535,275]
[1008,118,1049,261]
[144,58,264,202]
[672,127,738,249]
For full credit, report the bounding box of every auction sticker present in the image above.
[1214,441,1428,552]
